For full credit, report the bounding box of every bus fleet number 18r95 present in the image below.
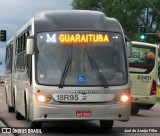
[56,94,79,101]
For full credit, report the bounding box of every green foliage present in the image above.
[72,0,160,44]
[72,0,101,10]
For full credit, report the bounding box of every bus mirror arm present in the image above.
[29,56,32,85]
[28,66,32,85]
[125,36,132,58]
[26,36,35,55]
[157,77,160,87]
[126,42,132,58]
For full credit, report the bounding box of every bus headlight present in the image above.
[36,94,53,103]
[121,95,129,103]
[115,94,130,103]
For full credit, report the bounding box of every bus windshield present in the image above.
[129,45,156,74]
[36,31,127,86]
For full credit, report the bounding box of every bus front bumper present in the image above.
[31,103,130,122]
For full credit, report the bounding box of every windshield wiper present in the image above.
[85,49,108,88]
[59,56,72,88]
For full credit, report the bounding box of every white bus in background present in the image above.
[5,10,131,129]
[128,41,158,115]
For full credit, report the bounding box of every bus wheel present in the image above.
[8,105,15,113]
[30,121,42,128]
[16,111,24,120]
[24,93,28,120]
[100,120,113,131]
[131,105,139,115]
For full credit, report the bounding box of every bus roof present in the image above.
[131,41,157,48]
[34,10,122,33]
[7,36,14,45]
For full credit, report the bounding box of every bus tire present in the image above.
[30,121,42,128]
[6,90,15,112]
[100,120,113,131]
[24,92,28,120]
[16,111,24,120]
[5,87,8,105]
[8,105,15,113]
[131,104,139,115]
[12,88,16,110]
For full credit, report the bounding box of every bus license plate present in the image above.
[76,111,92,117]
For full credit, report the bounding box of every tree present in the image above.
[72,0,101,10]
[72,0,160,43]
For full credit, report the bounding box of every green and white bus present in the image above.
[5,10,131,129]
[129,41,158,115]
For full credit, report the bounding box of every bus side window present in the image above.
[5,45,13,73]
[15,28,31,72]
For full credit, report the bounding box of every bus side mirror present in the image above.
[26,36,35,55]
[127,42,132,58]
[158,58,160,64]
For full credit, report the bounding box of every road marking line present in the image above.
[0,121,7,127]
[0,121,15,136]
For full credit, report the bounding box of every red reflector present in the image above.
[150,80,156,95]
[76,111,92,117]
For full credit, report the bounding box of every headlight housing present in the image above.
[114,89,131,103]
[36,94,53,103]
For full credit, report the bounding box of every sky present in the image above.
[0,0,72,75]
